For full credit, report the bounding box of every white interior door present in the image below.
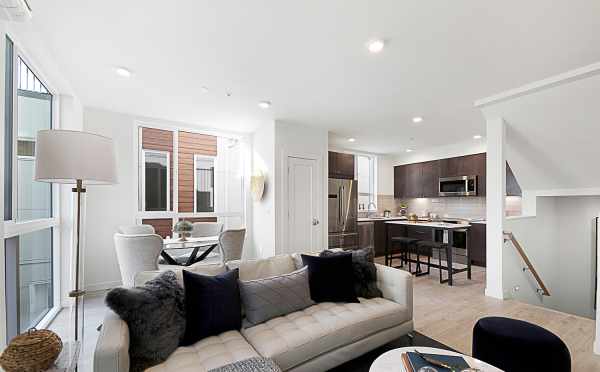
[286,156,321,253]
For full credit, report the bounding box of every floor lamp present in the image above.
[34,129,117,346]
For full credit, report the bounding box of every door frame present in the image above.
[278,150,325,255]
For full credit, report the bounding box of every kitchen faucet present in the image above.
[367,201,377,218]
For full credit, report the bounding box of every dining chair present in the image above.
[191,222,224,237]
[113,233,162,287]
[219,228,246,262]
[118,224,155,235]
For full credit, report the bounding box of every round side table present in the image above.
[369,346,502,372]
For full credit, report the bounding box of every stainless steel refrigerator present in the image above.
[328,178,358,249]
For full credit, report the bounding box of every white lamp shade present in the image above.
[35,129,118,185]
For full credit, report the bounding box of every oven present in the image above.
[439,175,477,197]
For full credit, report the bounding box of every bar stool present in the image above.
[388,236,419,272]
[417,240,448,282]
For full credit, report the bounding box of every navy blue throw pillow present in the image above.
[182,268,242,345]
[301,253,359,303]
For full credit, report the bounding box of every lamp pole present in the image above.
[68,179,86,342]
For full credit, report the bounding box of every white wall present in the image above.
[82,108,137,291]
[504,197,600,319]
[377,155,395,196]
[274,121,328,254]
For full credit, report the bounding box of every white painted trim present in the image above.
[85,280,122,293]
[140,149,170,213]
[530,188,600,197]
[35,306,61,330]
[3,218,59,238]
[474,61,600,108]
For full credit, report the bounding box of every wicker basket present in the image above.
[0,328,63,372]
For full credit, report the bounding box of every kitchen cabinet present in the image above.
[373,220,387,257]
[506,163,522,196]
[358,221,374,250]
[439,153,486,195]
[328,151,354,179]
[393,161,440,199]
[470,223,486,266]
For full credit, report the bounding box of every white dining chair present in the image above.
[118,224,155,235]
[191,222,224,237]
[113,233,163,287]
[219,228,246,262]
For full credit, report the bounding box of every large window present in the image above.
[137,126,245,235]
[356,154,376,210]
[142,150,170,211]
[195,155,215,213]
[4,38,58,339]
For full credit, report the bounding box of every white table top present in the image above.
[385,220,471,229]
[163,236,219,248]
[369,347,502,372]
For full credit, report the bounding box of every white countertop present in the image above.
[357,216,407,222]
[385,220,471,229]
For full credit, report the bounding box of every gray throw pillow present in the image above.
[105,270,185,372]
[238,266,314,326]
[320,248,383,298]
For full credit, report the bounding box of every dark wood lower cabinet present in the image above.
[469,223,486,267]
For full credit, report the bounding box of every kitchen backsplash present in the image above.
[376,194,522,218]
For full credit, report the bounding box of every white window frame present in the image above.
[193,154,216,214]
[3,38,62,335]
[140,149,171,213]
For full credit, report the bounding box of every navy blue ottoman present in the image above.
[472,317,571,372]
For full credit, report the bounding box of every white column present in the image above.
[485,118,506,299]
[595,215,600,355]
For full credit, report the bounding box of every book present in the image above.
[406,352,470,372]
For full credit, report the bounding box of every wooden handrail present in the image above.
[504,231,551,296]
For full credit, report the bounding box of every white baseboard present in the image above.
[594,339,600,355]
[484,287,505,300]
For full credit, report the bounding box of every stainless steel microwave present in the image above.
[439,176,477,196]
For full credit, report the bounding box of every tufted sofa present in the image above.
[93,253,413,372]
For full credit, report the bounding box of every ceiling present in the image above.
[28,0,600,154]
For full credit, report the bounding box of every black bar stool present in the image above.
[417,240,449,283]
[388,236,419,272]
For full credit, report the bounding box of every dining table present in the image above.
[161,236,220,266]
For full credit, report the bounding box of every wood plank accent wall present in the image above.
[179,217,218,223]
[142,218,173,238]
[141,127,174,210]
[178,131,217,212]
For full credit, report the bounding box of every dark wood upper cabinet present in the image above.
[328,151,355,179]
[421,160,440,198]
[404,163,423,198]
[393,165,406,198]
[506,162,522,196]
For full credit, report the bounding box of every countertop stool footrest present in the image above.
[388,237,422,274]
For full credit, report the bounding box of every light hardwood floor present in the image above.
[375,256,600,371]
[50,259,600,371]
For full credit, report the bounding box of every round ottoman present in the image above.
[472,317,571,372]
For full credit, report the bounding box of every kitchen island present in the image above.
[385,220,471,286]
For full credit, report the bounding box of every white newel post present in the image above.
[485,118,506,299]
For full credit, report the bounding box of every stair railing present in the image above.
[503,231,551,296]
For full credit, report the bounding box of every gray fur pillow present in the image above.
[105,270,185,372]
[238,266,314,326]
[320,248,383,298]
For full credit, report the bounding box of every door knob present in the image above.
[312,218,319,226]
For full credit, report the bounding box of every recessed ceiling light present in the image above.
[348,138,356,142]
[200,86,209,93]
[114,67,132,78]
[406,148,414,153]
[258,101,271,109]
[473,134,482,139]
[367,39,385,54]
[412,116,423,123]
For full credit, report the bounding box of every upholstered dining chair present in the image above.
[191,222,224,237]
[118,224,155,235]
[219,228,246,262]
[113,233,162,287]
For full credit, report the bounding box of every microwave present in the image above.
[439,176,477,197]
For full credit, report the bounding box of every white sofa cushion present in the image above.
[145,330,259,372]
[241,297,410,371]
[227,255,296,280]
[134,263,226,287]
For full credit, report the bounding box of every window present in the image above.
[142,150,170,211]
[356,155,377,210]
[4,38,59,339]
[195,155,215,212]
